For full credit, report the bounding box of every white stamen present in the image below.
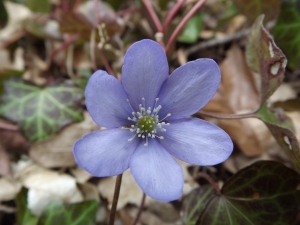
[126,97,171,146]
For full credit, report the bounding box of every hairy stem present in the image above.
[162,0,186,32]
[132,193,146,225]
[197,172,221,195]
[108,174,123,225]
[197,110,258,119]
[165,0,207,54]
[142,0,163,32]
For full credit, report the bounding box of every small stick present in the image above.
[197,110,258,119]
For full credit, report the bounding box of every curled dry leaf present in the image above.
[14,159,83,216]
[0,176,22,202]
[203,44,279,156]
[0,1,31,42]
[98,169,146,210]
[30,111,99,168]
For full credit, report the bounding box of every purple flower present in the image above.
[73,39,233,201]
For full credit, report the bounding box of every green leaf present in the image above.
[256,103,300,172]
[246,15,287,104]
[196,161,300,225]
[273,0,300,69]
[0,77,84,142]
[178,13,204,44]
[15,188,38,225]
[182,185,216,225]
[233,0,281,23]
[25,0,51,13]
[0,0,8,28]
[37,200,98,225]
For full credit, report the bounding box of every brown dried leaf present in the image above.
[0,177,21,201]
[29,111,98,168]
[203,44,278,156]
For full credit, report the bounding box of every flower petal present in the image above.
[159,118,233,166]
[130,139,183,201]
[73,128,140,177]
[122,39,168,111]
[85,70,133,128]
[157,59,220,119]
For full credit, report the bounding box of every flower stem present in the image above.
[197,172,221,195]
[165,0,207,54]
[142,0,163,32]
[162,0,186,32]
[108,173,123,225]
[132,193,146,225]
[197,110,258,119]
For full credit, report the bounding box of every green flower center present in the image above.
[137,115,156,132]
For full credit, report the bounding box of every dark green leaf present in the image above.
[178,14,204,44]
[25,0,51,13]
[182,185,216,225]
[0,77,84,142]
[246,15,287,104]
[37,200,98,225]
[0,0,8,28]
[233,0,281,23]
[273,0,300,69]
[196,161,300,225]
[15,188,38,225]
[256,103,300,172]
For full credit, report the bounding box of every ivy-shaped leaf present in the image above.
[0,77,83,142]
[246,15,287,104]
[233,0,281,23]
[182,185,216,225]
[256,103,300,172]
[192,161,300,225]
[273,0,300,69]
[37,200,98,225]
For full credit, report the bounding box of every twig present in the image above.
[165,0,207,54]
[197,172,221,195]
[0,122,19,131]
[186,28,250,55]
[132,193,146,225]
[47,34,80,67]
[142,0,163,32]
[108,174,123,225]
[197,110,258,119]
[162,0,186,32]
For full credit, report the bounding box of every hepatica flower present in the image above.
[74,39,233,201]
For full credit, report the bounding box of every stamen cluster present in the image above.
[127,98,171,146]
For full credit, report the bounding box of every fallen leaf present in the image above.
[29,111,98,168]
[14,159,83,216]
[0,176,22,201]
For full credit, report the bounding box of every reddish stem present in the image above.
[47,34,80,67]
[0,123,19,131]
[132,193,146,225]
[162,0,186,32]
[197,172,221,195]
[99,49,114,75]
[93,0,102,25]
[142,0,163,32]
[165,0,207,54]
